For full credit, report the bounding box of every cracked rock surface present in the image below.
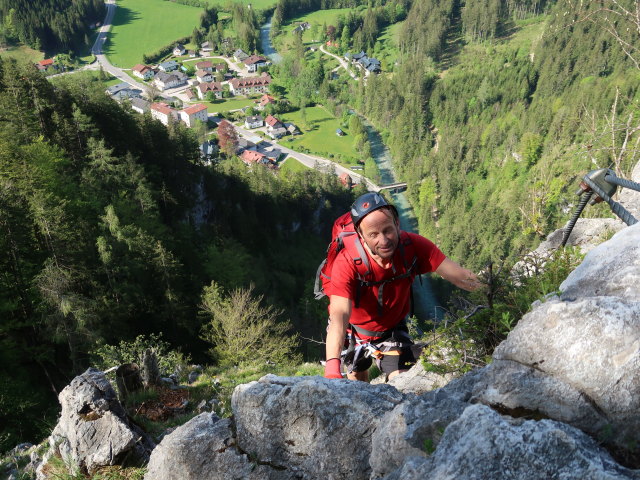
[473,223,640,456]
[144,413,294,480]
[46,368,154,475]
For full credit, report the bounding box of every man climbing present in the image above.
[324,192,483,382]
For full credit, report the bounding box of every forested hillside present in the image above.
[0,58,352,451]
[0,0,104,52]
[346,0,640,269]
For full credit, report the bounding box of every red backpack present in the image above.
[314,211,419,315]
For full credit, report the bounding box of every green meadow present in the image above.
[0,45,44,63]
[104,0,202,68]
[200,96,258,114]
[279,157,311,173]
[279,106,359,163]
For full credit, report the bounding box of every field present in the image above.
[104,0,202,68]
[279,106,359,163]
[374,20,403,69]
[275,8,356,52]
[48,69,119,88]
[210,0,276,9]
[0,45,44,63]
[200,96,258,114]
[279,157,311,173]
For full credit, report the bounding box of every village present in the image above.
[32,13,384,185]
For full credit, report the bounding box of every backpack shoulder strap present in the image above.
[341,233,372,279]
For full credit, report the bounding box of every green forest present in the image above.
[0,0,105,52]
[0,59,355,450]
[2,0,640,459]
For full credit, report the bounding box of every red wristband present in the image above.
[324,358,343,379]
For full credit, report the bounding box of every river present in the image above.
[364,120,444,323]
[260,16,442,322]
[259,17,283,64]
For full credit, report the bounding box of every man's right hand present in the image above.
[324,358,343,379]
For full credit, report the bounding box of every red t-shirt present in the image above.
[330,231,446,340]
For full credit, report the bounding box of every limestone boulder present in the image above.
[473,224,640,455]
[371,359,456,395]
[560,223,640,302]
[47,368,154,475]
[231,374,404,480]
[370,369,484,478]
[383,404,640,480]
[144,413,293,480]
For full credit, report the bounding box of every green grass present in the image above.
[210,0,277,9]
[0,45,44,63]
[374,20,404,69]
[200,96,259,114]
[280,157,312,173]
[279,106,360,163]
[48,69,120,89]
[104,0,203,68]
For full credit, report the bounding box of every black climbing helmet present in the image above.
[350,192,398,228]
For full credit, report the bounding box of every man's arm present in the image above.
[326,295,351,359]
[324,295,351,378]
[435,258,483,292]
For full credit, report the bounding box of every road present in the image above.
[319,45,358,80]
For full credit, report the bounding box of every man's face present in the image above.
[357,208,400,261]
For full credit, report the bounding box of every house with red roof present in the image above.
[132,64,154,80]
[240,149,276,168]
[195,60,213,72]
[258,94,276,110]
[150,102,177,126]
[244,55,269,73]
[197,82,224,100]
[35,58,55,71]
[229,72,272,96]
[180,103,208,127]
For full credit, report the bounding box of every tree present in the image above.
[327,25,337,41]
[217,119,239,157]
[200,282,301,366]
[340,25,351,53]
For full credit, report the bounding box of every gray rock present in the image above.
[47,368,154,475]
[379,360,456,395]
[159,377,176,388]
[370,370,484,478]
[472,359,608,432]
[232,374,404,480]
[144,413,293,480]
[478,294,640,449]
[618,161,640,221]
[383,404,640,480]
[197,399,208,413]
[560,223,640,302]
[188,371,200,384]
[472,224,640,455]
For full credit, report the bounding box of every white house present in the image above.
[154,71,187,90]
[243,55,269,73]
[130,97,150,114]
[132,64,154,80]
[244,115,264,129]
[195,60,214,72]
[158,60,179,72]
[229,73,272,96]
[180,103,208,128]
[173,44,186,56]
[195,69,214,83]
[233,49,249,62]
[197,82,224,100]
[150,102,177,125]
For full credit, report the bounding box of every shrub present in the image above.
[199,282,301,367]
[91,333,191,380]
